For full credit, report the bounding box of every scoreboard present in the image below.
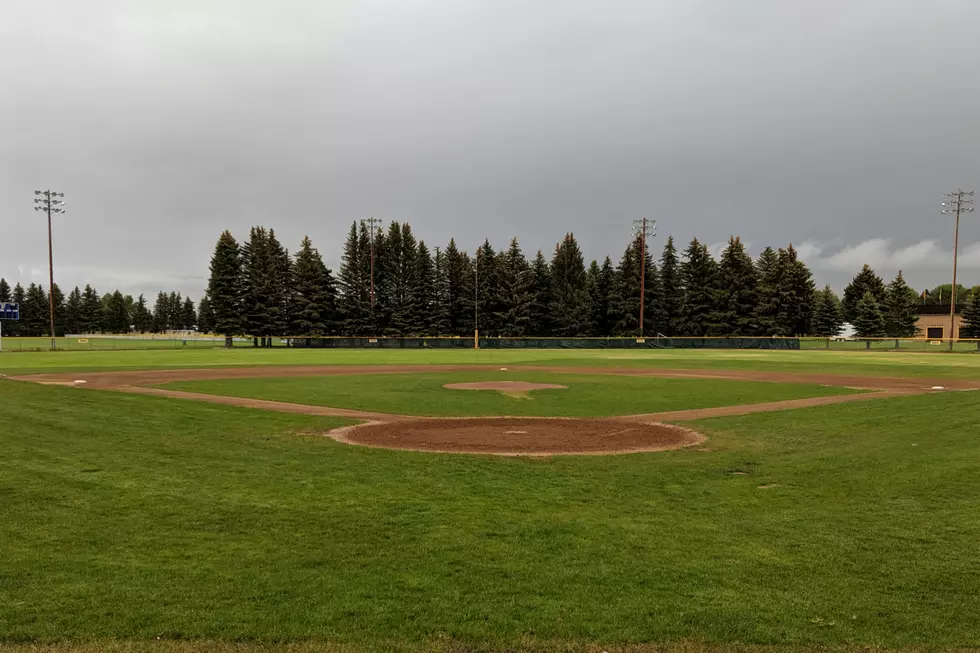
[0,302,19,320]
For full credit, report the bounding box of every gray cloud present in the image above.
[2,0,979,300]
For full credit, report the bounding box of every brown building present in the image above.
[915,304,963,339]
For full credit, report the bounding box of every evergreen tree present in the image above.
[494,238,533,337]
[268,229,293,338]
[207,230,244,346]
[413,241,439,335]
[884,271,919,338]
[587,259,612,337]
[51,283,66,336]
[429,247,451,335]
[337,222,373,336]
[242,226,280,345]
[0,278,9,302]
[474,240,500,336]
[528,250,552,336]
[292,236,336,337]
[23,283,49,336]
[678,238,718,336]
[197,295,215,334]
[79,285,103,334]
[168,292,183,332]
[7,284,25,336]
[549,233,592,336]
[842,265,886,324]
[64,286,82,335]
[660,236,683,335]
[714,236,759,336]
[853,291,885,338]
[773,244,815,336]
[152,292,170,332]
[132,294,153,333]
[753,247,780,336]
[378,222,420,336]
[811,286,844,337]
[103,291,130,333]
[181,297,197,331]
[442,239,472,336]
[961,287,980,339]
[611,237,666,337]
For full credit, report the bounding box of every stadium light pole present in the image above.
[34,190,65,351]
[942,190,975,350]
[631,218,656,337]
[360,217,383,310]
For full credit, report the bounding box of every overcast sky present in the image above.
[2,0,979,300]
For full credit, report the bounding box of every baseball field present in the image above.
[2,348,980,652]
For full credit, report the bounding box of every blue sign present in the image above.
[0,302,19,320]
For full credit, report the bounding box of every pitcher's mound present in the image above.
[330,417,703,456]
[444,381,567,392]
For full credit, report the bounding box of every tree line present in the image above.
[5,223,979,341]
[202,221,980,344]
[0,279,210,337]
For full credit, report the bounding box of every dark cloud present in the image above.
[2,0,979,298]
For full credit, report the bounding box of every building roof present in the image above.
[916,304,961,316]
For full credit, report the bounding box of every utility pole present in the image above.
[631,218,656,337]
[34,190,65,351]
[360,217,383,310]
[942,191,974,350]
[474,247,480,350]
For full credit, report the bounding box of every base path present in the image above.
[12,364,977,456]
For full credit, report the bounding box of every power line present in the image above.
[33,189,65,351]
[631,218,656,337]
[360,217,383,309]
[942,190,974,350]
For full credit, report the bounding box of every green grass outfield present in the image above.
[163,371,859,417]
[3,370,980,651]
[3,347,980,378]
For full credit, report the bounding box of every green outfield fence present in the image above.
[2,334,979,353]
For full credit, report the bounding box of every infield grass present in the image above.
[162,372,860,417]
[3,379,980,650]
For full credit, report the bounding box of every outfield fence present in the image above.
[2,334,979,353]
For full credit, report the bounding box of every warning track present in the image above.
[12,365,976,455]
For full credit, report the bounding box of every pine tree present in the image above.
[442,239,472,336]
[207,230,244,346]
[429,247,451,335]
[528,250,552,336]
[242,226,281,345]
[549,233,592,336]
[842,265,886,324]
[197,295,215,334]
[811,286,844,337]
[660,236,683,335]
[413,241,439,335]
[152,292,170,332]
[587,260,610,337]
[268,229,293,338]
[0,278,10,302]
[181,297,197,331]
[474,240,500,336]
[853,291,885,338]
[754,247,780,336]
[495,238,533,337]
[79,285,103,334]
[678,238,718,336]
[773,244,816,336]
[292,236,336,337]
[883,271,919,338]
[23,283,49,336]
[377,222,420,336]
[64,286,82,335]
[51,283,66,336]
[714,236,759,336]
[961,287,980,339]
[103,291,130,333]
[338,222,373,336]
[132,294,153,333]
[168,292,183,332]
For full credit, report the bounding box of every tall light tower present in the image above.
[34,190,65,350]
[631,218,656,337]
[360,217,383,310]
[942,190,974,350]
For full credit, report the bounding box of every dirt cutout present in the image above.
[443,380,568,399]
[329,417,703,456]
